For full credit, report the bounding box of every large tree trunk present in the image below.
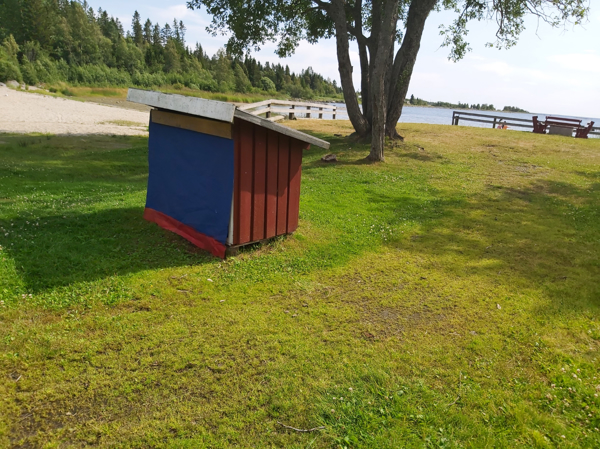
[385,0,436,139]
[329,0,369,137]
[367,0,400,161]
[358,41,370,127]
[354,0,371,127]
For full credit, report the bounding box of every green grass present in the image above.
[1,125,599,447]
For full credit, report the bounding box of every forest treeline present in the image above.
[408,95,528,113]
[0,0,342,99]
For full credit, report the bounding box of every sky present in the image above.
[97,0,599,117]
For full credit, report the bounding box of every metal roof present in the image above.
[127,88,330,149]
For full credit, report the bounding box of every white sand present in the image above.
[0,86,149,136]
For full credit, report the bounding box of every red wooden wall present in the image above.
[232,118,308,246]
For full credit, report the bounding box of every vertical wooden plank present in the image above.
[265,130,279,238]
[233,120,241,244]
[237,120,254,244]
[286,139,307,233]
[276,135,290,235]
[252,125,267,241]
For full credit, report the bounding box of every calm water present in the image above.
[315,104,599,137]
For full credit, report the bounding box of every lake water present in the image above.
[314,104,600,137]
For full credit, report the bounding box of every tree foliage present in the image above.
[0,0,342,99]
[188,0,589,161]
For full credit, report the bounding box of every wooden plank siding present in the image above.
[236,120,254,244]
[232,118,307,245]
[286,140,308,233]
[276,135,290,236]
[265,131,279,238]
[252,126,267,242]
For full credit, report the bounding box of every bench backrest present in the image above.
[545,116,582,127]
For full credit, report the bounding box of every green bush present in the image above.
[0,59,23,83]
[260,76,276,92]
[20,60,39,85]
[287,84,313,99]
[61,88,74,96]
[67,64,131,87]
[173,82,184,90]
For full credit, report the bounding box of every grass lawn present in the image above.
[1,123,599,448]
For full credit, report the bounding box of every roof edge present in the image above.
[127,88,236,123]
[234,109,330,149]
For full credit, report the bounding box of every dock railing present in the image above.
[238,100,347,121]
[451,110,600,136]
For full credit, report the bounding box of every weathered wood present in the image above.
[453,110,533,123]
[128,88,236,123]
[237,99,274,111]
[319,107,323,119]
[306,106,311,119]
[289,105,295,120]
[454,116,533,128]
[151,109,233,139]
[240,99,339,110]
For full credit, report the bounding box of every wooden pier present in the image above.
[238,100,346,121]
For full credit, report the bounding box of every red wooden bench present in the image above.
[532,115,547,134]
[575,121,595,139]
[532,115,594,138]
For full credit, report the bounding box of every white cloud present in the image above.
[548,53,600,74]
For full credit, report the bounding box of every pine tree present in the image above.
[143,19,152,43]
[132,11,143,45]
[178,20,186,46]
[161,23,172,44]
[163,39,180,72]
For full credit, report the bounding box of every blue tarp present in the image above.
[146,121,235,244]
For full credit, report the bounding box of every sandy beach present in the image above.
[0,86,149,136]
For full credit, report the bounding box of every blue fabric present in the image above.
[146,121,234,244]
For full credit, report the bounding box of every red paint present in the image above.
[144,208,226,258]
[265,130,279,238]
[231,118,309,246]
[237,120,253,244]
[276,135,290,235]
[286,139,307,233]
[252,126,267,241]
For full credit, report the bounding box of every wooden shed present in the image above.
[127,88,330,258]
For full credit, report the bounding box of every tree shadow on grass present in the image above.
[0,207,214,293]
[382,178,600,313]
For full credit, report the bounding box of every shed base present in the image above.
[225,235,292,258]
[144,208,227,258]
